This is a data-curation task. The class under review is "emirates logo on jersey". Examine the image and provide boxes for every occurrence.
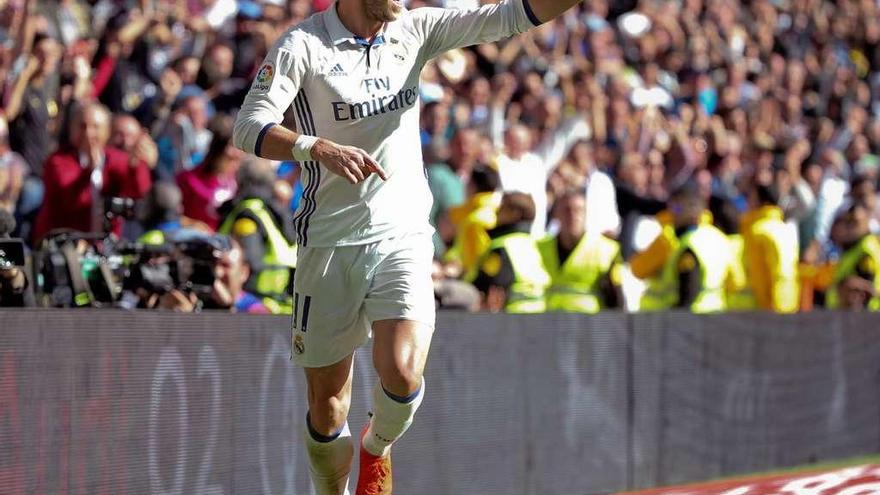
[331,84,419,122]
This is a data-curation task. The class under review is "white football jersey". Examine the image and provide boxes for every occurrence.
[233,0,539,247]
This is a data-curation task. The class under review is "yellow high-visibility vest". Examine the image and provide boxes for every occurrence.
[482,232,550,314]
[537,233,619,313]
[726,234,756,310]
[827,234,880,311]
[641,224,732,313]
[219,199,297,311]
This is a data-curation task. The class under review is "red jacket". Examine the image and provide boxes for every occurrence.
[33,146,152,242]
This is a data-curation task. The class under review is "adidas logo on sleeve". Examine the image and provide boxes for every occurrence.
[328,63,347,76]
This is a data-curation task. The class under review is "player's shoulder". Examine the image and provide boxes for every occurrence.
[402,5,450,25]
[275,13,330,50]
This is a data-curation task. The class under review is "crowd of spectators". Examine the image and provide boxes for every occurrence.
[0,0,878,312]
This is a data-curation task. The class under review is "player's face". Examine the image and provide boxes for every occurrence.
[362,0,403,23]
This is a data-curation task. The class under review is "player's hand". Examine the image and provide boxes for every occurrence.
[311,138,388,184]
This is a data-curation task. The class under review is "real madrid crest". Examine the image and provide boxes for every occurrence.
[294,334,305,355]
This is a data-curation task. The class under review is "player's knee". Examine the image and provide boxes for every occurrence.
[309,398,348,435]
[308,396,350,435]
[378,363,423,397]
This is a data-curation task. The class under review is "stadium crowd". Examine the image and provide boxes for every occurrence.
[0,0,879,313]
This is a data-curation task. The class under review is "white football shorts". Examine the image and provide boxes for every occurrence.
[290,231,436,368]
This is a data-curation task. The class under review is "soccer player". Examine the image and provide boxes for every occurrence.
[233,0,582,492]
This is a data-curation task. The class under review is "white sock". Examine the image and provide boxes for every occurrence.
[304,414,354,495]
[363,379,425,457]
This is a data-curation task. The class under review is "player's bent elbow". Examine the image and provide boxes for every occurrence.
[232,114,264,156]
[232,116,252,154]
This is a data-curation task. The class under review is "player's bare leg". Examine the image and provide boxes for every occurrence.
[304,354,356,495]
[356,318,433,495]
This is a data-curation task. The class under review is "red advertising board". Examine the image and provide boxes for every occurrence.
[620,465,880,495]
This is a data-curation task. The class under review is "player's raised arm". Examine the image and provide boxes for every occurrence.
[415,0,583,61]
[526,0,583,25]
[233,33,386,184]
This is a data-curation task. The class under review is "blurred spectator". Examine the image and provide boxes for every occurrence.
[446,165,501,277]
[139,181,186,245]
[0,115,27,214]
[199,42,249,114]
[427,127,481,255]
[33,103,151,242]
[135,68,183,135]
[635,181,733,313]
[138,181,212,244]
[495,123,547,234]
[847,175,880,234]
[538,189,622,313]
[470,191,549,313]
[740,182,800,313]
[827,204,880,311]
[111,114,159,171]
[156,95,211,181]
[614,151,666,258]
[810,149,851,252]
[177,114,240,230]
[218,157,296,313]
[572,140,620,237]
[91,11,153,114]
[7,33,61,175]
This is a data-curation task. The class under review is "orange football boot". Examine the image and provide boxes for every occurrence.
[355,422,392,495]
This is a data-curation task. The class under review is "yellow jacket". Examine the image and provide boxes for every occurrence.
[445,191,502,277]
[739,206,800,313]
[630,209,714,280]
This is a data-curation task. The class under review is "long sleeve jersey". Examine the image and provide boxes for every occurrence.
[233,0,540,247]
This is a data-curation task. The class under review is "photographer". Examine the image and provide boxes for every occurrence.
[199,235,270,314]
[128,232,268,313]
[0,210,35,307]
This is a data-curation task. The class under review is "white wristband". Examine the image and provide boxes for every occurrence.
[292,135,319,161]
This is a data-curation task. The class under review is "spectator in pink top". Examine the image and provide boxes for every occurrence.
[176,115,241,231]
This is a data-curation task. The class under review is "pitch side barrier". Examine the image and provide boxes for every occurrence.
[1,310,879,494]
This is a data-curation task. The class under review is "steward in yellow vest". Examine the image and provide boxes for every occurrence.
[537,191,621,313]
[827,204,880,310]
[470,192,549,313]
[634,181,733,313]
[740,183,799,312]
[218,194,297,314]
[444,166,502,277]
[724,233,755,310]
